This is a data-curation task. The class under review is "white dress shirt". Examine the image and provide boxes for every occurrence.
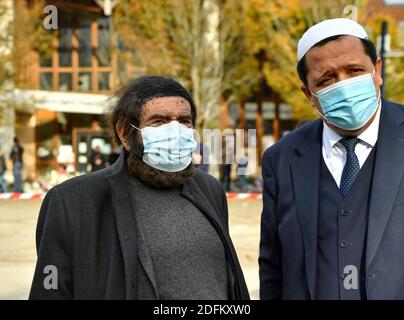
[322,102,381,187]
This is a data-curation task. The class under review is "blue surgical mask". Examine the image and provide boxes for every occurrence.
[130,121,197,172]
[311,70,380,131]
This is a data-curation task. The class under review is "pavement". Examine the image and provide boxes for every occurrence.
[0,198,262,300]
[0,200,38,300]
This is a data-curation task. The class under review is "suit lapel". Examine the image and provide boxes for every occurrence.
[105,152,138,300]
[366,101,404,268]
[290,120,323,299]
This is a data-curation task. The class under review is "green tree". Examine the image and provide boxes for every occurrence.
[113,0,261,129]
[0,0,13,123]
[0,0,52,124]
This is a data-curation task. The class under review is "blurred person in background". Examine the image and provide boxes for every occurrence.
[220,134,234,192]
[9,137,24,193]
[236,133,250,192]
[89,145,106,172]
[220,163,231,192]
[237,155,249,193]
[108,145,122,166]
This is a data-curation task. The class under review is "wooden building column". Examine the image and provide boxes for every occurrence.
[219,98,229,130]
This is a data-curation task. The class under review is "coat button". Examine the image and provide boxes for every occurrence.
[125,234,131,240]
[340,240,350,248]
[340,209,351,216]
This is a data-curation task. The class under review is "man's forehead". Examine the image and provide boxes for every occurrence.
[145,96,189,106]
[142,96,191,117]
[306,36,370,69]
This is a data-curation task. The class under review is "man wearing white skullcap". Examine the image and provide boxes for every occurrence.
[260,18,404,300]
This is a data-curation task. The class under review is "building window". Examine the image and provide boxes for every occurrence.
[38,9,113,94]
[59,73,72,91]
[59,19,73,67]
[40,73,52,90]
[97,17,111,67]
[79,73,92,92]
[77,18,92,67]
[98,72,111,91]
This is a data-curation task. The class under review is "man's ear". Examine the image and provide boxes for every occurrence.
[116,121,129,151]
[301,85,316,107]
[375,57,384,88]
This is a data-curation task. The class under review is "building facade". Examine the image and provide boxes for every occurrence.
[12,0,118,181]
[3,0,403,184]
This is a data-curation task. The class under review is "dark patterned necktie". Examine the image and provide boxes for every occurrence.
[339,138,361,196]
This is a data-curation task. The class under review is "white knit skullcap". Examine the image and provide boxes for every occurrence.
[297,18,368,61]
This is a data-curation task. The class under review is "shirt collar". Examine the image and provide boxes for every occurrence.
[322,99,381,155]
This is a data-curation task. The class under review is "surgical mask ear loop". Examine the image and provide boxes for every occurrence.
[130,123,141,131]
[315,108,329,123]
[307,90,323,120]
[310,90,319,98]
[129,123,144,159]
[371,69,382,104]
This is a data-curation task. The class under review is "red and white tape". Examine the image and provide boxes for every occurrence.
[226,193,262,200]
[0,193,46,200]
[0,192,262,200]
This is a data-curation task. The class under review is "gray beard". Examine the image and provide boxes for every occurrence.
[126,150,194,189]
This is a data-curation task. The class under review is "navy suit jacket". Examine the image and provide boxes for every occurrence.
[259,100,404,299]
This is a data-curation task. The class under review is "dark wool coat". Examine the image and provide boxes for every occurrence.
[29,151,250,300]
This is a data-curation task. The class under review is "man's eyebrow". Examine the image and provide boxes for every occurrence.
[316,62,368,78]
[344,63,367,69]
[177,114,192,120]
[146,114,172,121]
[316,70,334,81]
[145,113,192,122]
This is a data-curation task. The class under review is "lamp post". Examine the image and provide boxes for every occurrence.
[380,21,388,97]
